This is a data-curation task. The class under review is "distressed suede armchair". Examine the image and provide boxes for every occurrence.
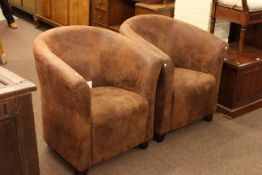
[33,26,162,175]
[120,15,228,142]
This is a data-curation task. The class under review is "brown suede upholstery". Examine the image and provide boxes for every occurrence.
[120,15,228,136]
[33,26,162,172]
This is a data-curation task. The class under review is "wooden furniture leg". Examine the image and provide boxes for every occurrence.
[153,132,166,143]
[204,114,213,122]
[139,141,149,149]
[210,1,217,34]
[239,25,247,52]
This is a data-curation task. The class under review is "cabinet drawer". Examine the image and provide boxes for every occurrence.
[94,0,108,10]
[93,8,108,25]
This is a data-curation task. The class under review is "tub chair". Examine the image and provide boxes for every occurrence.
[33,26,162,175]
[120,15,228,142]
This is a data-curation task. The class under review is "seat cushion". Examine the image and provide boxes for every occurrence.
[90,87,149,164]
[171,68,217,129]
[218,0,262,12]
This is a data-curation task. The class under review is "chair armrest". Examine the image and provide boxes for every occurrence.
[120,24,174,134]
[99,37,163,139]
[33,39,92,170]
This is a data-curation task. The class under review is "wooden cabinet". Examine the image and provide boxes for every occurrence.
[217,23,262,118]
[9,0,36,14]
[0,67,39,175]
[91,0,135,31]
[35,0,90,26]
[217,44,262,118]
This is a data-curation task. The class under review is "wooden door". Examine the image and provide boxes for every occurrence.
[51,0,68,25]
[36,0,51,18]
[23,0,36,11]
[69,0,89,25]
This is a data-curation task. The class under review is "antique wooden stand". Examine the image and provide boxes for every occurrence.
[0,67,39,175]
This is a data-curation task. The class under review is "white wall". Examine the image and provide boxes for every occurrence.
[174,0,230,41]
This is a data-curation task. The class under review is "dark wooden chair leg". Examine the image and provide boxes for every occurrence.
[153,133,166,143]
[210,17,216,34]
[139,141,149,150]
[238,25,247,53]
[74,168,88,175]
[210,0,217,34]
[204,114,213,122]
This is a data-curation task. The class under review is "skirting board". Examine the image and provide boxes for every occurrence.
[217,99,262,119]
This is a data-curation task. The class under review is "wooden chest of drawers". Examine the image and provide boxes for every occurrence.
[0,67,39,175]
[91,0,135,31]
